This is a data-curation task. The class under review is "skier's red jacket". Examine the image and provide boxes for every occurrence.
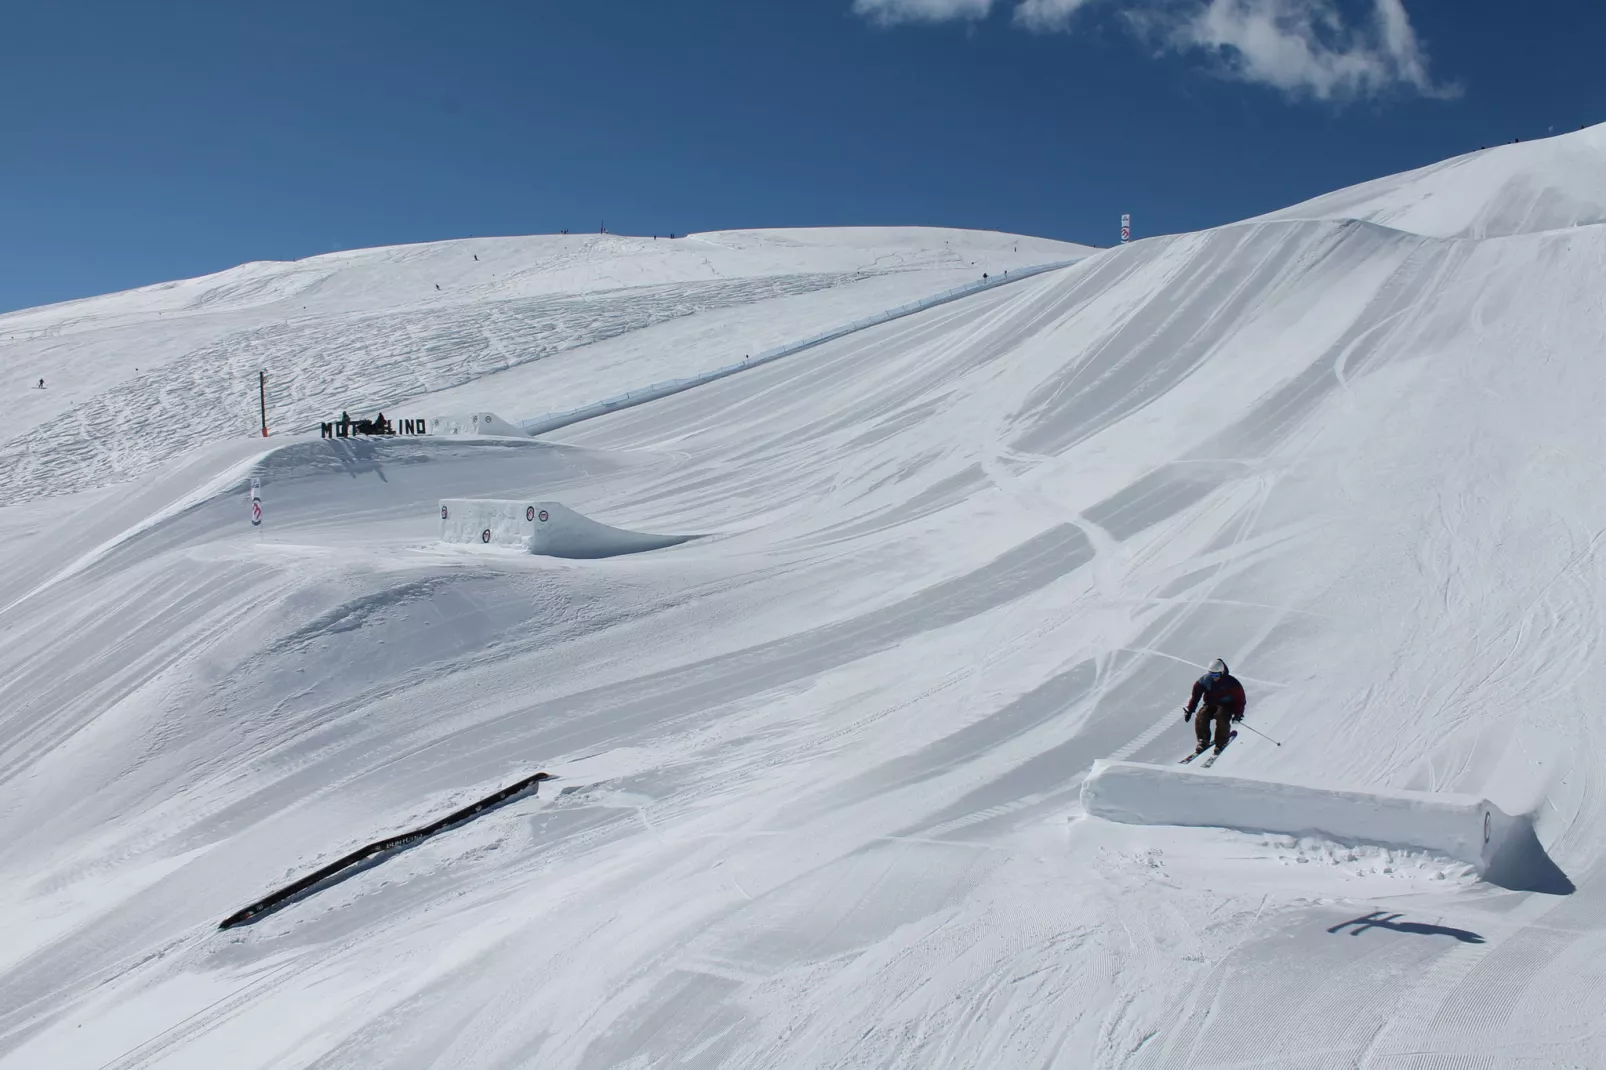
[1186,672,1246,715]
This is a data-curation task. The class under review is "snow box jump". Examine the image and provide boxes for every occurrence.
[440,499,695,559]
[428,412,528,437]
[1082,760,1531,878]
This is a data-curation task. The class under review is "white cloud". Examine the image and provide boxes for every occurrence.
[851,0,1457,102]
[1013,0,1101,32]
[851,0,995,25]
[1175,0,1459,101]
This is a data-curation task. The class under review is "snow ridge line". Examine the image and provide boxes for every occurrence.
[519,259,1083,437]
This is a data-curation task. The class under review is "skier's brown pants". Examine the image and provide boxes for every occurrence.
[1195,703,1232,751]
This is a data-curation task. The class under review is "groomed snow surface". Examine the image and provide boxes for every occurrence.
[3,124,1606,1069]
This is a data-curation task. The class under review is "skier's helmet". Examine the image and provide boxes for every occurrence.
[1207,658,1228,677]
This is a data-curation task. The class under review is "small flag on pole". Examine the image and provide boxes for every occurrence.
[250,477,262,527]
[1121,214,1132,244]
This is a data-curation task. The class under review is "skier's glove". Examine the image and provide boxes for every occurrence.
[1182,707,1193,723]
[1231,711,1243,723]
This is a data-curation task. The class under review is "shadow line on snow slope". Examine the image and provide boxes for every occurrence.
[307,525,1099,823]
[1483,818,1576,896]
[1327,911,1485,943]
[795,659,1100,822]
[325,437,389,482]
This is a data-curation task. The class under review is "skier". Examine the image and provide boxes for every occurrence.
[1183,658,1246,757]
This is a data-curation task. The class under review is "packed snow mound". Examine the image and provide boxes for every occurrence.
[1257,121,1606,239]
[1082,760,1518,873]
[439,499,693,558]
[0,227,1088,507]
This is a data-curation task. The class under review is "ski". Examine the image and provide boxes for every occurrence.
[1179,746,1211,764]
[1198,730,1238,768]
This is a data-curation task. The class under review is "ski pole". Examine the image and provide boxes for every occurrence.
[1237,721,1282,747]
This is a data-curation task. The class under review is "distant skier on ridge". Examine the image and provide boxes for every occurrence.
[1182,658,1246,760]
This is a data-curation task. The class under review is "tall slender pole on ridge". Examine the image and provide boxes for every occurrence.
[259,371,268,437]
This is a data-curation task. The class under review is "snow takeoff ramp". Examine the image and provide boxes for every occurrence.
[439,499,694,559]
[1081,760,1519,874]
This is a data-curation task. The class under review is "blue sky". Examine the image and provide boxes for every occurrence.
[1,0,1601,313]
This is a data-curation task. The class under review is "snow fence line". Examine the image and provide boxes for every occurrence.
[1080,760,1519,873]
[439,498,694,559]
[519,258,1082,437]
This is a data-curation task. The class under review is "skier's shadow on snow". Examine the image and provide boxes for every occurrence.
[326,437,389,482]
[1327,912,1485,943]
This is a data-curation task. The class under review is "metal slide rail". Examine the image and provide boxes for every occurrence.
[218,771,552,929]
[519,258,1082,437]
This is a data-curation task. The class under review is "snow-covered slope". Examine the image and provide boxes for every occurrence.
[1259,120,1606,238]
[0,227,1083,506]
[2,143,1606,1069]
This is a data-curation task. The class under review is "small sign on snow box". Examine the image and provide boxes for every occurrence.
[1121,214,1132,244]
[249,477,262,527]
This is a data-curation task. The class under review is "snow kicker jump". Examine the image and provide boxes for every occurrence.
[1082,760,1523,876]
[439,499,695,559]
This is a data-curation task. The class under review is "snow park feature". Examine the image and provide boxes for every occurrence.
[439,498,694,557]
[427,412,528,437]
[1082,760,1520,874]
[218,772,551,930]
[4,126,1606,1069]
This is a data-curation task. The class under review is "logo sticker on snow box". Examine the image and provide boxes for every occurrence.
[251,500,262,526]
[526,506,536,522]
[538,510,549,522]
[481,529,492,544]
[441,505,449,520]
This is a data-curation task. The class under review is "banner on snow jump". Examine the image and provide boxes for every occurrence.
[320,415,430,439]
